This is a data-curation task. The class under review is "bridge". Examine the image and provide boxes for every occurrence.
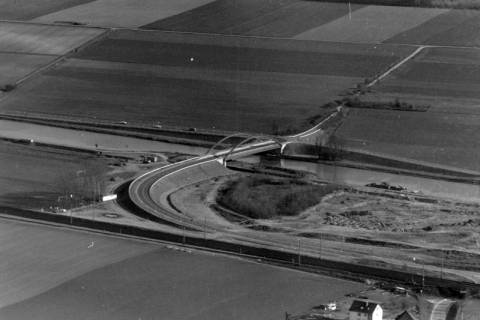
[430,299,457,320]
[206,134,286,165]
[126,106,480,287]
[129,107,344,231]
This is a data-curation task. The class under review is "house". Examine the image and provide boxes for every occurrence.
[349,300,383,320]
[395,311,417,320]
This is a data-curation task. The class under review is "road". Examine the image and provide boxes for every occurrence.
[430,299,456,320]
[129,108,343,231]
[127,107,480,287]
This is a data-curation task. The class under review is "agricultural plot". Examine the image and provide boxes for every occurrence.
[33,0,215,28]
[0,233,364,320]
[143,0,365,38]
[0,0,94,20]
[294,5,448,43]
[0,30,413,134]
[338,47,480,171]
[338,108,480,171]
[0,219,156,309]
[0,22,105,55]
[384,9,480,45]
[0,22,104,86]
[0,53,54,87]
[379,47,480,100]
[0,140,109,209]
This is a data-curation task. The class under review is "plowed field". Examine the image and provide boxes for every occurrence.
[0,30,412,134]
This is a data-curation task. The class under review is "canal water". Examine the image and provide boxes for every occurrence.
[246,156,480,202]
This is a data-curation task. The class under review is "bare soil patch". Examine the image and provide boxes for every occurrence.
[0,30,410,134]
[0,22,105,55]
[0,0,94,20]
[0,223,364,320]
[295,5,447,43]
[385,9,480,45]
[0,53,54,87]
[0,219,156,309]
[33,0,214,28]
[76,33,399,77]
[338,106,480,171]
[0,140,110,210]
[142,0,364,38]
[338,46,480,171]
[297,190,480,233]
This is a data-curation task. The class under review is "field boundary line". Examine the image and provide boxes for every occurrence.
[367,45,426,87]
[0,19,109,31]
[12,28,111,88]
[0,51,57,57]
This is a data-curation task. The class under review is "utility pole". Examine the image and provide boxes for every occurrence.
[319,233,322,260]
[182,225,186,245]
[441,251,445,280]
[298,239,301,266]
[422,260,425,292]
[69,194,73,225]
[204,217,207,242]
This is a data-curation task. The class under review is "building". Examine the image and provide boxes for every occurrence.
[395,311,417,320]
[349,300,383,320]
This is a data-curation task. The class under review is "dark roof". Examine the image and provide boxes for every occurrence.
[395,311,417,320]
[349,300,379,314]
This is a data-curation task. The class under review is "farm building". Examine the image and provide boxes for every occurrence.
[349,300,383,320]
[395,310,417,320]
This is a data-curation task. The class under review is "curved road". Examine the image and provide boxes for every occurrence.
[430,299,456,320]
[128,108,480,285]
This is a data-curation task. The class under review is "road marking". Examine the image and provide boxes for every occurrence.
[430,298,452,320]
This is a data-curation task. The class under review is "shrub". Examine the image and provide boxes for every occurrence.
[218,176,339,219]
[1,83,16,92]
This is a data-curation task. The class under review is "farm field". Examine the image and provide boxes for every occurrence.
[0,219,155,309]
[384,8,480,46]
[0,22,105,56]
[0,140,109,209]
[0,53,54,87]
[140,0,480,47]
[375,47,480,99]
[0,22,104,87]
[338,106,480,172]
[33,0,215,28]
[377,46,480,100]
[0,0,94,20]
[294,6,447,43]
[0,219,365,320]
[0,30,413,134]
[143,0,365,37]
[337,46,480,171]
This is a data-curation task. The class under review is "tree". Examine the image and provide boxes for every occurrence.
[326,135,345,161]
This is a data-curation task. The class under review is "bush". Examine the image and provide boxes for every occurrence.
[218,176,339,219]
[1,83,16,92]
